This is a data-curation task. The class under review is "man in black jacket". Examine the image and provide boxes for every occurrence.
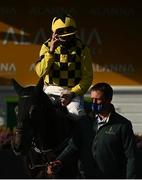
[47,82,137,178]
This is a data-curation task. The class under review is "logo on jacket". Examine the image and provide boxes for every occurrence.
[105,126,116,135]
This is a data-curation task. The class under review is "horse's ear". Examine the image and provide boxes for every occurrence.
[35,77,44,94]
[11,78,24,95]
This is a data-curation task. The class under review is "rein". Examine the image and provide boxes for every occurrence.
[33,136,70,154]
[29,136,70,170]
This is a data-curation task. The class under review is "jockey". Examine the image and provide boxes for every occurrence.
[35,14,93,118]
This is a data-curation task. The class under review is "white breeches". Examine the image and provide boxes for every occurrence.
[43,85,85,118]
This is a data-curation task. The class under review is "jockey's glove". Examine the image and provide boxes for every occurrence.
[60,91,76,106]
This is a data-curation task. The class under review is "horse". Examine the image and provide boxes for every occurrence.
[11,77,79,178]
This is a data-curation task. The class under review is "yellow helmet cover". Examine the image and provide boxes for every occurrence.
[51,15,77,37]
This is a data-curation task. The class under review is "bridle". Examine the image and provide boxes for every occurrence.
[17,94,71,170]
[29,134,70,170]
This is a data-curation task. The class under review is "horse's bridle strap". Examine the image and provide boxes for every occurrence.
[34,146,53,154]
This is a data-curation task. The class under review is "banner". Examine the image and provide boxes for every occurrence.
[0,5,141,85]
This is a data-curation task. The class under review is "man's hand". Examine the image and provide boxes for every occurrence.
[47,160,62,177]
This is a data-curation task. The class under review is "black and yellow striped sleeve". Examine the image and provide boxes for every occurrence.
[35,42,54,78]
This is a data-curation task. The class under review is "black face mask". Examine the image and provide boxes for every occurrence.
[92,102,112,114]
[92,103,103,114]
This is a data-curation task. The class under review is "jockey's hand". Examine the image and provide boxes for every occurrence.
[60,90,75,106]
[49,32,60,53]
[47,160,62,176]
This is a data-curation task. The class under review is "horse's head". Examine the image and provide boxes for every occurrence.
[11,77,53,155]
[11,78,78,178]
[11,77,70,154]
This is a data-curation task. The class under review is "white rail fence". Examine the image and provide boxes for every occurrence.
[0,86,142,134]
[112,86,142,135]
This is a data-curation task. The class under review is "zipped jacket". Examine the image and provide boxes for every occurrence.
[57,108,137,178]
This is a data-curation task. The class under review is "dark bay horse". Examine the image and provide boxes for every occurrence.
[11,77,78,178]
